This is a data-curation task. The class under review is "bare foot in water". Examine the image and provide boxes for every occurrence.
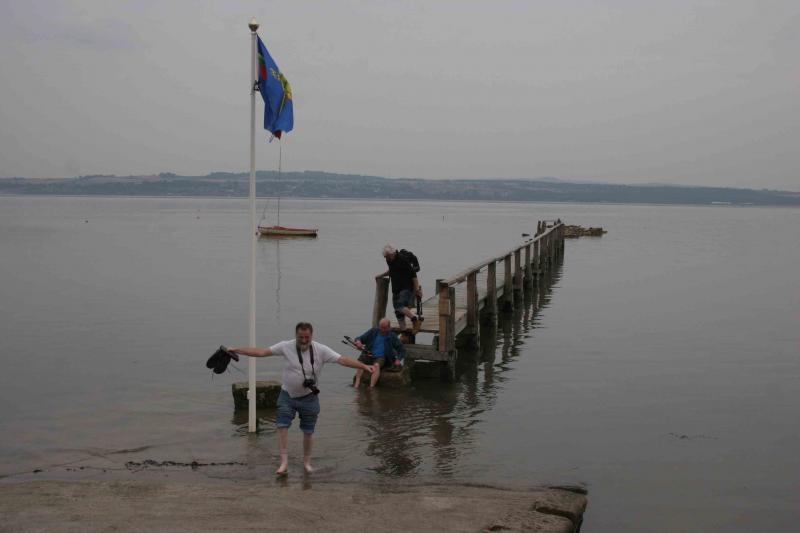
[303,463,314,474]
[275,464,288,476]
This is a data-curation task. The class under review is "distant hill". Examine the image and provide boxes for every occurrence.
[1,171,798,206]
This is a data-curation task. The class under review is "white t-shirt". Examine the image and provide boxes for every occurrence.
[269,340,342,398]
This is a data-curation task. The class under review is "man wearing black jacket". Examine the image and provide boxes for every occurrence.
[375,244,422,331]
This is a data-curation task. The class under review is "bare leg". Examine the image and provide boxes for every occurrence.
[354,369,363,387]
[276,427,289,475]
[369,364,381,388]
[303,432,314,473]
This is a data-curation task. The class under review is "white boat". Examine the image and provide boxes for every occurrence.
[258,225,318,237]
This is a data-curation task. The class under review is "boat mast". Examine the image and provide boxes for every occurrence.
[247,17,259,433]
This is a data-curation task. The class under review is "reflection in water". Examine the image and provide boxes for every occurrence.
[231,408,277,435]
[353,255,564,479]
[275,239,281,322]
[257,237,283,322]
[501,262,563,364]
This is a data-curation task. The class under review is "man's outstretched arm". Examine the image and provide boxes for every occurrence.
[338,356,375,372]
[228,346,274,358]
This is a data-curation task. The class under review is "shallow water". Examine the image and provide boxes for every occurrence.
[0,196,798,530]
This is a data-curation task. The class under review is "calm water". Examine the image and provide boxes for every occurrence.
[0,196,798,530]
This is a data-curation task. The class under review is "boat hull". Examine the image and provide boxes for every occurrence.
[258,225,318,237]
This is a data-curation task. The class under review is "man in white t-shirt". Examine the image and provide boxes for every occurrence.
[229,322,374,475]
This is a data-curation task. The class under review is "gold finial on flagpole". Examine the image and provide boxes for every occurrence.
[249,17,259,32]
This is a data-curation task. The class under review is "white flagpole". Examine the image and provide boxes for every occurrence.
[247,17,259,433]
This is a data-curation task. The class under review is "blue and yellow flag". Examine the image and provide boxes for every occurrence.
[257,35,293,139]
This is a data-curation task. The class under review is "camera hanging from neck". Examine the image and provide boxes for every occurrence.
[296,342,318,390]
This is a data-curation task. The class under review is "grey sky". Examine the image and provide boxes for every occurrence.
[1,1,798,190]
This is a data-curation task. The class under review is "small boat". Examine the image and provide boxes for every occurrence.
[258,225,318,237]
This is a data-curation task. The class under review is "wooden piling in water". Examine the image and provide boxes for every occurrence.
[466,270,478,338]
[372,277,390,327]
[524,243,532,288]
[503,254,513,311]
[444,285,457,380]
[513,248,523,296]
[486,261,497,319]
[437,279,450,353]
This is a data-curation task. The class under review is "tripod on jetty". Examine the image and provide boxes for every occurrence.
[371,220,566,381]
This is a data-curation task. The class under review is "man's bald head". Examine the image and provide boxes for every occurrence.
[378,318,391,332]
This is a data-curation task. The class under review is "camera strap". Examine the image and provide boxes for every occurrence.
[295,343,317,382]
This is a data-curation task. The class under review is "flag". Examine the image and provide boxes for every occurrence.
[256,35,294,139]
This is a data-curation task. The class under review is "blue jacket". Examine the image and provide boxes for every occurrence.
[355,328,406,364]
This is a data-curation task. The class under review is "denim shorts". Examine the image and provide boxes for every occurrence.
[392,289,414,312]
[276,389,320,434]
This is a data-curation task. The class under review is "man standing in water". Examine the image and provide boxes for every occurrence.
[229,322,374,475]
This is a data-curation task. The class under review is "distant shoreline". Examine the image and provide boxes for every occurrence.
[1,193,798,210]
[2,171,798,206]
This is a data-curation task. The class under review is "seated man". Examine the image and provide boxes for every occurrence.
[352,318,407,388]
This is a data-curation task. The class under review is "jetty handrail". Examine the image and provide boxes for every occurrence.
[367,218,566,381]
[433,220,563,353]
[441,222,563,287]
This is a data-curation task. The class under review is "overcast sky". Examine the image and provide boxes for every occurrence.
[1,1,798,190]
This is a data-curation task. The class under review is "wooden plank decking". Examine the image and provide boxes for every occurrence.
[387,267,508,334]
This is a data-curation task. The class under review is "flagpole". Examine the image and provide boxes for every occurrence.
[247,17,259,434]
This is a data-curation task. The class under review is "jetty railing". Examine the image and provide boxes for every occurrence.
[371,219,565,380]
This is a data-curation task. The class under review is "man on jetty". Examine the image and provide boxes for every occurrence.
[229,322,374,475]
[375,245,423,331]
[352,317,407,388]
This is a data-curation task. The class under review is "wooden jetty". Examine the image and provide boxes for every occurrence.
[372,219,566,380]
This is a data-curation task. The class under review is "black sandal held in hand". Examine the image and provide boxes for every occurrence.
[206,345,239,374]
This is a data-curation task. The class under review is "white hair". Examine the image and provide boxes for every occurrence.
[382,244,396,257]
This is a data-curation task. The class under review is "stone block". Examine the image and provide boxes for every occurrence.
[530,489,588,530]
[232,380,281,411]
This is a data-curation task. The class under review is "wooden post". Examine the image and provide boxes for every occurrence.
[544,233,551,270]
[513,248,522,293]
[467,270,478,335]
[541,233,547,271]
[533,240,540,276]
[503,254,512,310]
[448,285,457,351]
[442,285,458,382]
[486,261,497,318]
[437,280,450,353]
[372,277,390,327]
[556,224,561,253]
[524,243,532,288]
